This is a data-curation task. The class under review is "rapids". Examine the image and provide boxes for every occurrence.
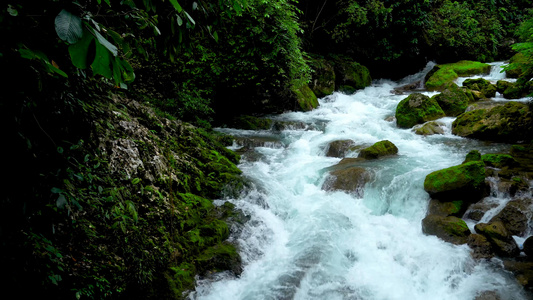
[191,63,530,300]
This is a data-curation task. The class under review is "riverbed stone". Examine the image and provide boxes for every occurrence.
[395,93,445,128]
[322,166,370,197]
[452,102,533,143]
[489,198,532,237]
[358,140,398,159]
[475,221,520,257]
[474,290,502,300]
[422,215,471,245]
[464,201,499,221]
[524,236,533,257]
[427,199,465,217]
[462,78,497,98]
[424,161,488,202]
[432,83,469,116]
[326,139,356,158]
[502,258,533,291]
[414,121,444,136]
[468,234,495,260]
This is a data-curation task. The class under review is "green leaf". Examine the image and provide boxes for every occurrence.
[119,59,135,82]
[184,11,195,25]
[55,10,83,44]
[91,41,112,78]
[68,29,94,69]
[213,31,219,42]
[7,5,18,16]
[91,28,118,56]
[177,15,183,26]
[111,56,122,86]
[169,0,183,12]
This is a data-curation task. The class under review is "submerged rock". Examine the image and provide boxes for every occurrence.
[432,83,469,116]
[422,215,471,245]
[424,161,487,202]
[358,140,398,159]
[452,102,533,143]
[475,221,520,257]
[395,93,445,128]
[322,166,370,197]
[326,139,356,158]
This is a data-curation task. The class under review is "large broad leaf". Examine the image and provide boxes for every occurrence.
[91,28,118,56]
[68,29,95,69]
[169,0,183,12]
[55,10,83,44]
[91,42,112,78]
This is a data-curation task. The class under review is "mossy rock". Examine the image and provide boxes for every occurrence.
[395,93,445,128]
[196,242,242,276]
[424,161,487,202]
[414,121,444,136]
[292,84,319,112]
[425,61,491,91]
[427,199,466,217]
[474,221,520,257]
[506,53,527,78]
[467,234,495,260]
[358,140,398,159]
[463,150,482,164]
[452,102,533,143]
[422,215,471,245]
[481,154,517,168]
[333,56,372,92]
[432,83,469,116]
[309,57,336,98]
[463,78,496,98]
[496,80,514,94]
[502,81,533,99]
[322,166,370,197]
[228,115,273,130]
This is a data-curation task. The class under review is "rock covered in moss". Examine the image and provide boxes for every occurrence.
[462,78,497,98]
[496,80,513,94]
[474,221,520,257]
[228,115,273,130]
[395,93,445,128]
[424,161,487,201]
[463,150,482,164]
[422,215,471,245]
[452,102,533,143]
[326,139,356,158]
[292,84,319,111]
[502,259,533,291]
[432,83,470,116]
[414,121,445,136]
[481,154,517,168]
[309,57,336,98]
[333,56,372,93]
[427,199,466,217]
[358,140,398,159]
[506,53,527,78]
[425,61,491,91]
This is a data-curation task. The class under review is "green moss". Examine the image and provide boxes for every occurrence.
[481,154,517,168]
[395,93,445,128]
[426,61,491,91]
[229,115,273,130]
[463,150,481,164]
[332,55,372,92]
[433,83,469,116]
[309,57,336,97]
[195,242,241,275]
[358,140,398,159]
[424,161,486,201]
[292,84,319,112]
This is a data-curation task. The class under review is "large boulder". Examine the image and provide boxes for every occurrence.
[326,139,356,158]
[427,199,466,217]
[333,56,372,94]
[422,215,471,245]
[475,221,520,257]
[463,150,482,164]
[395,93,445,128]
[481,153,518,168]
[309,57,336,98]
[452,102,533,143]
[358,140,398,159]
[425,61,491,91]
[424,161,487,202]
[292,84,319,112]
[502,259,533,291]
[506,53,527,78]
[432,83,470,116]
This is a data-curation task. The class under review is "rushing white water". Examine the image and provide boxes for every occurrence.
[191,63,529,300]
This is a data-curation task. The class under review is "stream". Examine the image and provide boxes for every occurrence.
[191,63,530,300]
